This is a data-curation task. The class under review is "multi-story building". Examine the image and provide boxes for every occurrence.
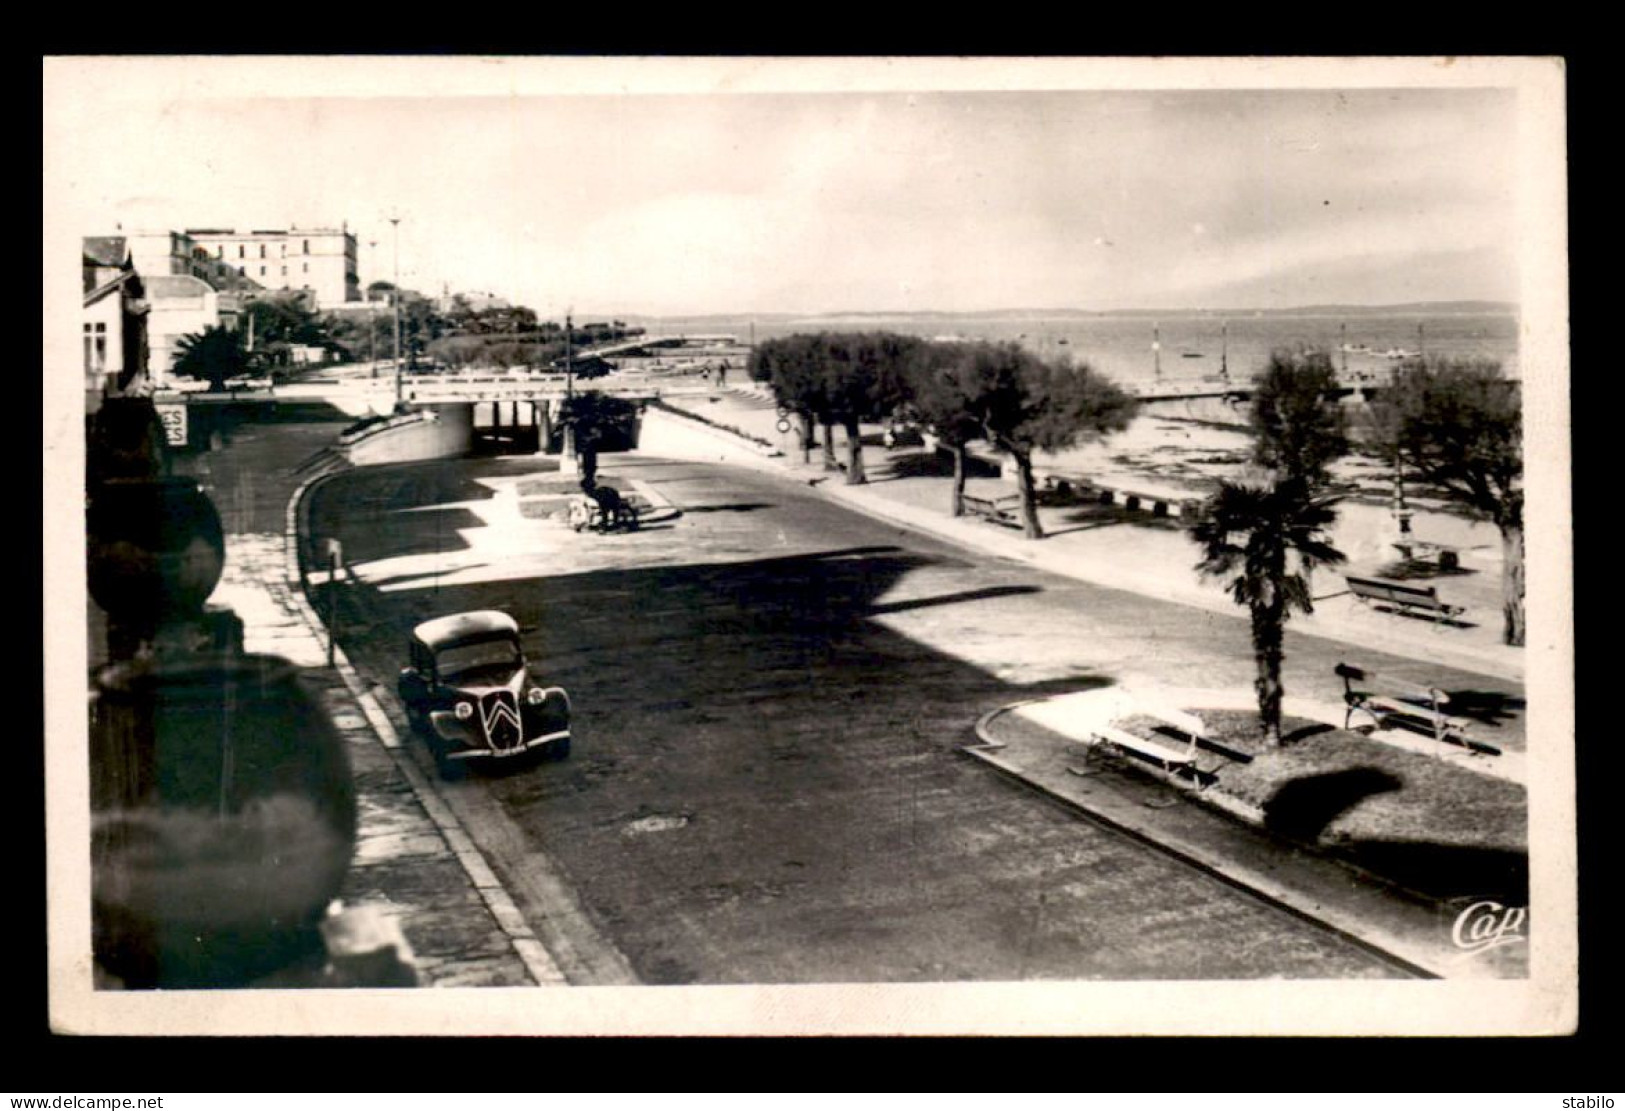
[182,226,360,308]
[123,230,262,295]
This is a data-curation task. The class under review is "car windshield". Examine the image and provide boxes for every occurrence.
[434,638,521,681]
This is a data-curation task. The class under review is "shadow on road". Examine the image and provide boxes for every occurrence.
[680,503,777,514]
[866,585,1044,616]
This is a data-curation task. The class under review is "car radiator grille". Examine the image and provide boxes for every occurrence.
[479,690,524,752]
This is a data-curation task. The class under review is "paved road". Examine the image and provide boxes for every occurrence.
[304,452,1443,983]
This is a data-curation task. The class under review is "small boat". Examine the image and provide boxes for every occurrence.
[1181,352,1203,359]
[1057,337,1069,345]
[1382,347,1419,360]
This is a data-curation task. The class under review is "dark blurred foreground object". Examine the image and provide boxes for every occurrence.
[87,476,226,639]
[90,655,358,988]
[85,396,369,988]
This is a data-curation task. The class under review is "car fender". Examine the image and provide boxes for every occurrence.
[426,709,480,746]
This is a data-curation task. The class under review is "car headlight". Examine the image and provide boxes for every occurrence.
[527,687,547,705]
[454,701,474,720]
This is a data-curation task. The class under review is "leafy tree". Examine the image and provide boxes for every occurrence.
[1370,357,1525,645]
[1250,348,1349,486]
[556,391,639,488]
[902,342,995,516]
[751,334,834,467]
[171,325,250,392]
[937,341,1137,538]
[1192,476,1347,745]
[818,332,922,484]
[322,309,394,364]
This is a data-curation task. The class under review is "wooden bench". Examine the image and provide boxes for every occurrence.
[961,492,1023,527]
[1345,574,1464,622]
[1335,662,1474,746]
[1392,538,1461,570]
[1089,702,1211,782]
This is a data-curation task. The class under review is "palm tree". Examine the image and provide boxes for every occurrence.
[171,326,250,392]
[1191,475,1346,746]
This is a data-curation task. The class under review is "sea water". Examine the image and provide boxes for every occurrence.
[638,309,1520,385]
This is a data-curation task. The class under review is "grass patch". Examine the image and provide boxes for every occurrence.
[1116,706,1527,901]
[1117,708,1526,853]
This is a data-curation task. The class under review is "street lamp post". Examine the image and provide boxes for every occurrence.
[390,216,402,409]
[560,312,577,475]
[368,239,378,378]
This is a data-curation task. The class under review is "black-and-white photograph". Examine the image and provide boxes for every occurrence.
[43,55,1573,1036]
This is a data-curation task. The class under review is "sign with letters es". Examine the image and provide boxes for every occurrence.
[155,403,188,447]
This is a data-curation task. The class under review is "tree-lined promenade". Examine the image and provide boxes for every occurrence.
[747,329,1527,727]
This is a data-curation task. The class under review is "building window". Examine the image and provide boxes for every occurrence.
[303,263,309,273]
[239,245,245,259]
[259,266,266,276]
[260,244,266,259]
[303,239,310,254]
[83,322,107,377]
[281,266,287,276]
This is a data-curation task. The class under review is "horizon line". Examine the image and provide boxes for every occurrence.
[604,299,1519,321]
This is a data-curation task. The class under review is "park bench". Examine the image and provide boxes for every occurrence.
[1392,537,1462,571]
[1335,662,1474,748]
[569,485,641,533]
[1344,574,1464,622]
[1088,701,1212,783]
[960,492,1023,528]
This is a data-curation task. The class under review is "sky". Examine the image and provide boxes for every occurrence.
[46,57,1548,320]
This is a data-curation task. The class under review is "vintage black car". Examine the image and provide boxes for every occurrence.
[398,610,571,776]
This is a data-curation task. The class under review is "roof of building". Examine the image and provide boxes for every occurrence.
[145,274,215,300]
[82,269,141,308]
[83,237,129,268]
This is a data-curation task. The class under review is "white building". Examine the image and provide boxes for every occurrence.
[182,226,360,308]
[143,274,221,385]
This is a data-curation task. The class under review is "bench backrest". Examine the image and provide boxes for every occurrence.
[1140,703,1206,738]
[1346,576,1438,602]
[1335,662,1448,706]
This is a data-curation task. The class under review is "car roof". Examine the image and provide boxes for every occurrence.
[412,610,520,651]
